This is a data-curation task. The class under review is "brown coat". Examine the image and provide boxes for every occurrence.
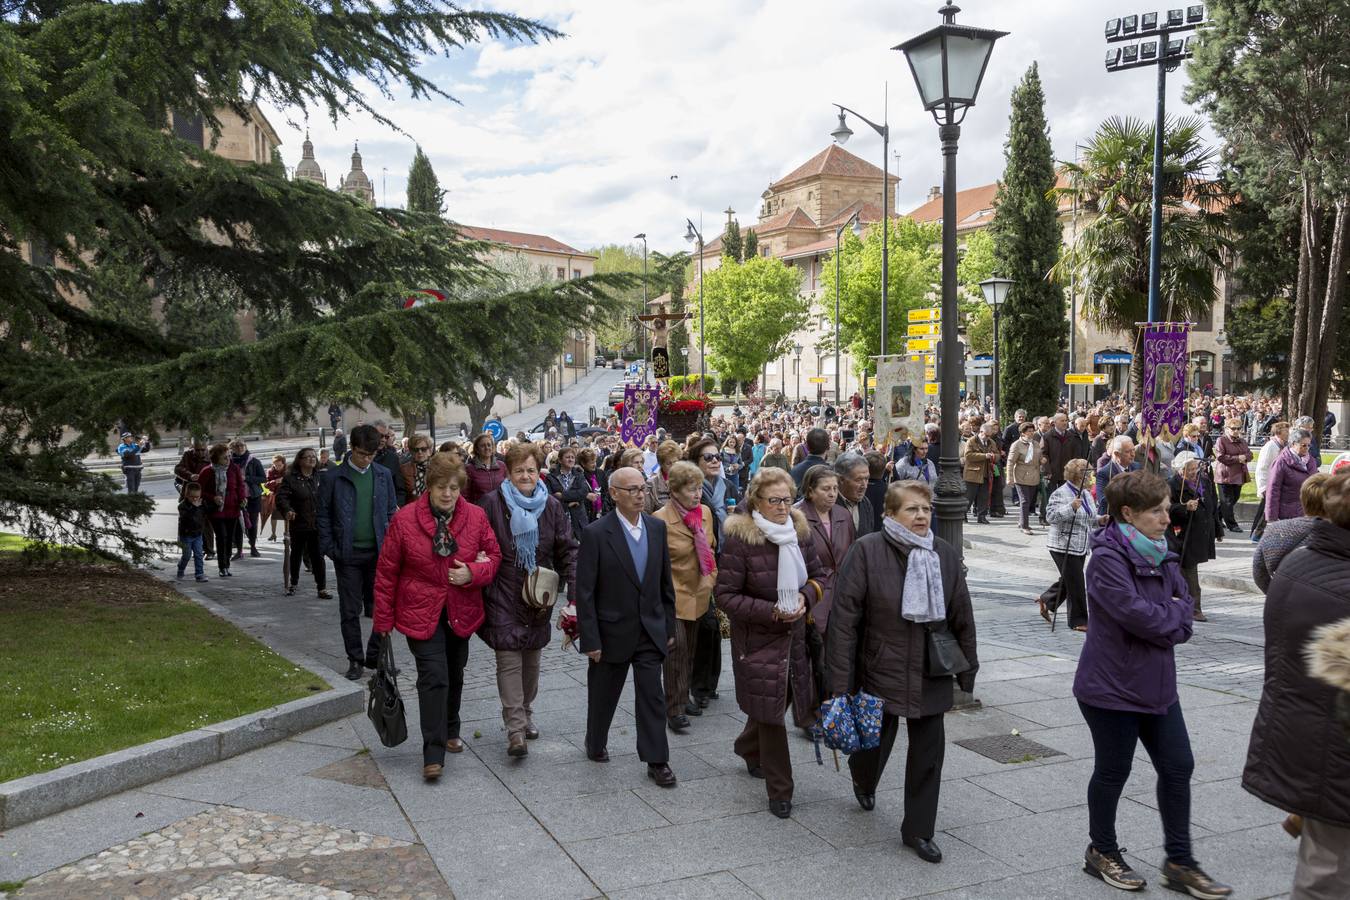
[714,510,825,725]
[826,531,978,719]
[962,435,998,484]
[653,502,717,621]
[796,499,855,633]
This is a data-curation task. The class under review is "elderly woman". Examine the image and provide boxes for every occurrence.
[643,440,685,514]
[796,464,853,721]
[1253,473,1330,593]
[1213,417,1252,534]
[398,433,435,506]
[229,439,268,558]
[1267,427,1321,525]
[374,454,501,780]
[1045,458,1098,631]
[545,445,593,540]
[464,433,507,504]
[1168,451,1221,621]
[759,438,791,473]
[1007,422,1043,535]
[275,448,331,599]
[715,468,825,818]
[197,443,246,578]
[654,461,717,732]
[827,480,978,864]
[478,443,578,758]
[1074,470,1230,897]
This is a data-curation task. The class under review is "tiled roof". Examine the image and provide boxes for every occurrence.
[457,225,595,258]
[769,144,899,190]
[757,207,818,233]
[780,237,843,261]
[905,175,1075,230]
[822,199,885,227]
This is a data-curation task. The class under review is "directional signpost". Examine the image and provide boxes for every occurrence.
[907,323,941,337]
[1065,373,1108,386]
[906,338,936,353]
[907,307,941,322]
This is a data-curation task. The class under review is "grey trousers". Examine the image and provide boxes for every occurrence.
[1294,817,1350,900]
[495,648,541,739]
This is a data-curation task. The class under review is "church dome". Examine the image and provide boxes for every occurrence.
[294,132,325,185]
[339,143,374,204]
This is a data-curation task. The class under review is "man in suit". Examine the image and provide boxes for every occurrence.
[1094,435,1142,516]
[576,466,679,787]
[834,453,877,536]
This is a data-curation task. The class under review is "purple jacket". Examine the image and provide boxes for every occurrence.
[1074,524,1194,714]
[1265,447,1319,523]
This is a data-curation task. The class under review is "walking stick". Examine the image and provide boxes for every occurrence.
[282,516,293,593]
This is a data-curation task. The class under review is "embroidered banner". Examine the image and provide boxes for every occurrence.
[621,384,659,446]
[1140,323,1189,440]
[873,356,924,449]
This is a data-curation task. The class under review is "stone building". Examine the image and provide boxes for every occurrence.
[336,144,375,205]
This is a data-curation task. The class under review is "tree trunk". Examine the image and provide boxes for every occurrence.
[398,407,420,440]
[465,387,497,436]
[1288,181,1323,417]
[1311,200,1349,430]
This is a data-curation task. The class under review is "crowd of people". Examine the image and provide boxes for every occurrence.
[154,385,1350,897]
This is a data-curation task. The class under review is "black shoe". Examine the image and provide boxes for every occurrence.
[1227,525,1243,534]
[525,725,540,740]
[903,835,943,864]
[696,695,710,708]
[249,548,261,558]
[977,516,991,525]
[284,586,295,596]
[668,715,690,732]
[344,660,363,681]
[317,590,333,599]
[853,782,875,811]
[684,703,703,717]
[586,747,610,762]
[769,799,792,819]
[647,763,677,788]
[745,759,764,779]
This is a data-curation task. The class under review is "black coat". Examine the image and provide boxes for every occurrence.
[373,447,407,506]
[836,493,877,538]
[545,468,592,539]
[1168,474,1219,569]
[275,470,322,532]
[575,512,677,663]
[1243,520,1350,827]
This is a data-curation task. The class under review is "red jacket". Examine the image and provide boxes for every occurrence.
[197,463,246,520]
[464,458,507,504]
[374,494,502,640]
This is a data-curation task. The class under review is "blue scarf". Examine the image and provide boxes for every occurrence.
[500,480,548,571]
[1117,523,1168,566]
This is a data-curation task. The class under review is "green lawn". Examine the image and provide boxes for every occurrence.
[0,559,328,782]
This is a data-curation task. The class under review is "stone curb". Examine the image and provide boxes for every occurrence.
[0,582,363,831]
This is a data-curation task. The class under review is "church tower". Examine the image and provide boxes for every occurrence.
[294,132,326,186]
[338,143,375,205]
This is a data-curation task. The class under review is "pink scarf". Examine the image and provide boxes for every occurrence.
[674,497,715,576]
[586,472,601,514]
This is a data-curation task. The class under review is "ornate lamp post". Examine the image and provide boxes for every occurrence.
[793,342,804,401]
[897,0,1007,556]
[834,213,863,405]
[979,276,1013,420]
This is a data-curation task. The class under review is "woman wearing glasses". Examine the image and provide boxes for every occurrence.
[373,453,502,781]
[479,443,579,758]
[399,434,435,506]
[716,467,825,818]
[689,436,731,708]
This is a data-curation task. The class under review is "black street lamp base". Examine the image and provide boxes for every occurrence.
[933,466,967,558]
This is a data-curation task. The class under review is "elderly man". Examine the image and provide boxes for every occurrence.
[1094,435,1142,516]
[963,422,1000,525]
[834,453,877,536]
[1042,412,1078,500]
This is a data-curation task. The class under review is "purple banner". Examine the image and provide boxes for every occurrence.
[621,384,659,446]
[1140,323,1189,440]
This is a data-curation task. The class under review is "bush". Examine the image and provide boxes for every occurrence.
[668,375,686,393]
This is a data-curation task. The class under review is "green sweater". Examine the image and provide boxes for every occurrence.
[350,464,375,550]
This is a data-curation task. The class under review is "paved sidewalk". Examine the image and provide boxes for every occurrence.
[0,504,1297,899]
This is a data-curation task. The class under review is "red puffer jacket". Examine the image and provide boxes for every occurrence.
[374,494,502,640]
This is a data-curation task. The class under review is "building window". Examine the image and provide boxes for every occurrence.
[556,266,566,280]
[172,110,204,147]
[573,269,581,280]
[1189,350,1216,390]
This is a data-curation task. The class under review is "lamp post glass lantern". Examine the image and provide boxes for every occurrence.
[979,276,1013,420]
[897,0,1007,558]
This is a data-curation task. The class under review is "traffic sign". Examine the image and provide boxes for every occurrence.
[907,323,940,337]
[906,338,936,352]
[808,376,827,384]
[483,420,506,440]
[866,376,877,388]
[965,361,993,376]
[924,367,936,380]
[1065,373,1108,385]
[907,307,941,322]
[924,383,939,395]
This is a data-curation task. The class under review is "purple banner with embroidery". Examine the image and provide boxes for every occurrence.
[1140,324,1189,440]
[621,384,659,446]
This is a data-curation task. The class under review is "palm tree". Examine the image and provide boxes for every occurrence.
[1051,115,1230,333]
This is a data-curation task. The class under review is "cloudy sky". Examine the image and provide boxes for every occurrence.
[264,0,1211,254]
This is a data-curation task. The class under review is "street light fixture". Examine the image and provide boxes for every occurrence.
[979,276,1013,419]
[684,219,705,390]
[634,233,648,382]
[793,342,804,402]
[897,0,1007,558]
[833,212,863,405]
[829,102,891,360]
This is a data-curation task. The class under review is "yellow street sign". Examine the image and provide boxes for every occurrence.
[1065,373,1108,385]
[807,376,827,384]
[906,338,936,352]
[924,383,940,395]
[907,323,940,337]
[924,367,936,380]
[907,307,941,322]
[866,376,877,388]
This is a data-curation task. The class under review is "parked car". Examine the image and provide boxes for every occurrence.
[594,355,607,367]
[610,358,625,369]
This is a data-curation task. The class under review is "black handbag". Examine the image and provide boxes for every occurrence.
[924,623,971,678]
[366,634,407,748]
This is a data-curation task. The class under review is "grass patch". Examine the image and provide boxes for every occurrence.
[0,561,327,782]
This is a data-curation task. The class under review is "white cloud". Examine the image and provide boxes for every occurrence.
[264,0,1215,253]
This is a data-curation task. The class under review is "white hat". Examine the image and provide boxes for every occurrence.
[1171,450,1200,472]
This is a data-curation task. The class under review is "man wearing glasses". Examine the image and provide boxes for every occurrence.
[317,424,400,680]
[371,420,408,507]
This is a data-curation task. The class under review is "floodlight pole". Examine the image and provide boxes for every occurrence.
[1147,51,1167,324]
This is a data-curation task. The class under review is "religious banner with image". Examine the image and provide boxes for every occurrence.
[650,346,670,380]
[621,383,659,446]
[1140,322,1189,440]
[873,356,924,449]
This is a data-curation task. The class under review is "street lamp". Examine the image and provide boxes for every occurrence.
[834,213,863,405]
[684,219,705,390]
[830,104,891,359]
[634,233,648,382]
[897,0,1007,557]
[793,342,804,401]
[979,276,1013,420]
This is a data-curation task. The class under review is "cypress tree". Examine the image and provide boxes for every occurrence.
[406,145,446,215]
[742,228,759,261]
[989,63,1067,416]
[721,220,742,262]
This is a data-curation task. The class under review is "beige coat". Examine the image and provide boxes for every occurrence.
[654,502,716,620]
[1007,437,1043,487]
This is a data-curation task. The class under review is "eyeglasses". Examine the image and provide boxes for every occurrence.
[701,454,720,463]
[761,496,793,507]
[414,446,432,454]
[612,485,645,496]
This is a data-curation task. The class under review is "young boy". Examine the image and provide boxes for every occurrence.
[177,483,208,581]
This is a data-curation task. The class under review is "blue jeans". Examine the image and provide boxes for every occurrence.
[1079,700,1196,866]
[178,535,205,578]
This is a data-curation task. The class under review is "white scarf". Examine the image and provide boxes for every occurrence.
[883,517,946,623]
[751,510,808,614]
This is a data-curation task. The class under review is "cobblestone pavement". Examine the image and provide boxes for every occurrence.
[0,495,1298,899]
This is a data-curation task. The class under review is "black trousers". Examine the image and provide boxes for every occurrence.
[210,517,237,574]
[289,529,326,591]
[965,481,990,518]
[690,607,722,700]
[235,497,261,553]
[333,547,381,664]
[848,712,946,841]
[1218,483,1243,530]
[406,615,470,766]
[991,472,1007,515]
[586,631,669,764]
[1049,551,1089,629]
